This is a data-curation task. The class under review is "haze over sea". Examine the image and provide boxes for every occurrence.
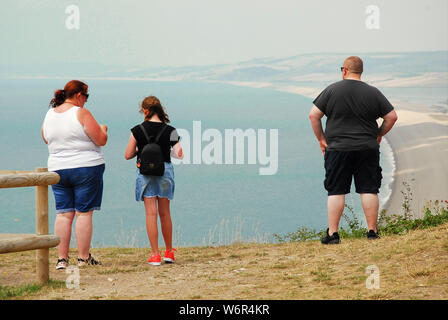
[1,0,447,250]
[0,77,396,247]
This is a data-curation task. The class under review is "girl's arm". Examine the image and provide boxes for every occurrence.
[171,141,184,159]
[125,133,138,160]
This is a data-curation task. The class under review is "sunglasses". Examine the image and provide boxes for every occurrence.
[82,92,89,100]
[340,67,347,72]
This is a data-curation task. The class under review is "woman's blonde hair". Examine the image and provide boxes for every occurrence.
[139,96,170,123]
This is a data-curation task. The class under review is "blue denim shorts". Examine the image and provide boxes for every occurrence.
[51,164,105,213]
[135,162,175,201]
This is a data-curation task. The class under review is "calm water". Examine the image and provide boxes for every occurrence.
[0,79,393,247]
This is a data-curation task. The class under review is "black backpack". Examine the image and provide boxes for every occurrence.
[137,123,167,176]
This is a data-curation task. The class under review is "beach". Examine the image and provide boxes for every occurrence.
[382,101,448,218]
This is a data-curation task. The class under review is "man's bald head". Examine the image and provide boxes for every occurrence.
[343,56,363,75]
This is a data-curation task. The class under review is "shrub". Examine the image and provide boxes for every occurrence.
[274,199,448,243]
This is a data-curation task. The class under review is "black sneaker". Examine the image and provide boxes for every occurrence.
[321,228,340,244]
[366,230,380,240]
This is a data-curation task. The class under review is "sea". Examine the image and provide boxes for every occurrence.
[0,78,396,247]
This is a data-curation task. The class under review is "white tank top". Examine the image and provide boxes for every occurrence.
[43,106,105,171]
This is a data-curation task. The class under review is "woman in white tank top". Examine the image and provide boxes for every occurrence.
[41,80,108,269]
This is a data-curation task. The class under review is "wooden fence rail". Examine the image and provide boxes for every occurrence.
[0,168,60,284]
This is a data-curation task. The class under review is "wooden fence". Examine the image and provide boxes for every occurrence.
[0,168,60,284]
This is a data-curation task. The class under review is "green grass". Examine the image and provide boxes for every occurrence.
[0,279,66,299]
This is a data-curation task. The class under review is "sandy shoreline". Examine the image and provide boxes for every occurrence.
[381,102,448,218]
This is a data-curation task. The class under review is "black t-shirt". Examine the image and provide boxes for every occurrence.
[313,79,394,151]
[130,121,180,163]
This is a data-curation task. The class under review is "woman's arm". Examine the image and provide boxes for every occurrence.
[125,133,138,160]
[41,124,48,144]
[77,107,108,146]
[171,141,184,159]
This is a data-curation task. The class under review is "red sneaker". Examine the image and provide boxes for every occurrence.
[147,253,161,266]
[163,249,176,263]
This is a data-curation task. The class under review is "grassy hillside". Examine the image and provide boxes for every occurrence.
[1,222,447,300]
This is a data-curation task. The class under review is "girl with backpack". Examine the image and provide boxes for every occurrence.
[125,96,183,265]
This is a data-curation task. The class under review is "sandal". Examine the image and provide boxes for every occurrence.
[77,253,101,266]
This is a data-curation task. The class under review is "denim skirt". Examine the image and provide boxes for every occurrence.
[135,162,175,201]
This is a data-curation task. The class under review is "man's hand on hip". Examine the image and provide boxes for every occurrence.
[319,139,328,156]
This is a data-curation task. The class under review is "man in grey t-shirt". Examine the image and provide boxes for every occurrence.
[309,56,398,244]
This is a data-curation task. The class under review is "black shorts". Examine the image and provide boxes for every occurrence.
[324,149,382,196]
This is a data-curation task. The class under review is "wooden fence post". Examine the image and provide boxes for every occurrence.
[35,167,50,285]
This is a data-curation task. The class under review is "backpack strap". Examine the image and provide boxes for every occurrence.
[154,124,168,143]
[139,123,168,144]
[139,124,151,144]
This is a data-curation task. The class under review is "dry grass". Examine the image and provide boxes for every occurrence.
[1,223,447,300]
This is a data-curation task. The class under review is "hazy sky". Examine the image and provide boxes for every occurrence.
[1,0,447,68]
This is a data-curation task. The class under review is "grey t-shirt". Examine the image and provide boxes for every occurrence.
[313,79,394,151]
